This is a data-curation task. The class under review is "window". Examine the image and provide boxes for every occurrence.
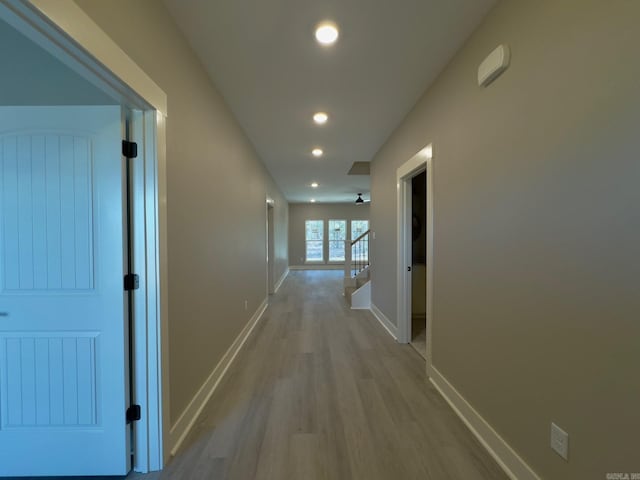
[305,220,324,262]
[351,220,369,240]
[328,220,347,261]
[351,219,370,261]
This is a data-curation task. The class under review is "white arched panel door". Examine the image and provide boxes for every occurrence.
[0,106,130,476]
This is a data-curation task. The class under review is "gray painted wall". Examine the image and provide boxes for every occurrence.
[75,0,289,426]
[370,1,640,478]
[0,19,116,105]
[289,203,369,266]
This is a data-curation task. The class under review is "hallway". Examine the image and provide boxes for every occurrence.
[159,271,507,479]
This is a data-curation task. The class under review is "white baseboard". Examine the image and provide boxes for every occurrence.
[289,265,344,271]
[428,365,540,480]
[370,303,398,340]
[168,299,269,456]
[274,268,289,293]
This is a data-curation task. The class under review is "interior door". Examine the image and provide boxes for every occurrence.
[267,204,275,294]
[0,106,130,476]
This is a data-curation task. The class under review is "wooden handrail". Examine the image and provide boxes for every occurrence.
[350,229,371,246]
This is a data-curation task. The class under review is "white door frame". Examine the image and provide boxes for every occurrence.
[266,197,275,295]
[0,1,169,472]
[396,145,434,367]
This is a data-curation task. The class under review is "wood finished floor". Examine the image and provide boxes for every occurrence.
[155,270,507,480]
[411,314,427,359]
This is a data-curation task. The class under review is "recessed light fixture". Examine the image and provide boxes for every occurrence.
[313,112,328,125]
[315,22,339,46]
[310,199,316,203]
[311,182,319,188]
[312,148,323,157]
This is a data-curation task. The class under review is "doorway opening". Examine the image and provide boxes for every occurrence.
[397,145,433,367]
[410,171,427,358]
[267,200,276,295]
[0,2,168,475]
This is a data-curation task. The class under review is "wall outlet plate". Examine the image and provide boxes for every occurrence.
[551,422,569,461]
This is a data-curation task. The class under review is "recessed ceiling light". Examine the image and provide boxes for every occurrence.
[312,148,323,157]
[311,182,319,188]
[310,199,316,203]
[313,112,328,125]
[315,22,339,46]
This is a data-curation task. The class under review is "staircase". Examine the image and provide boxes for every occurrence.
[344,230,371,309]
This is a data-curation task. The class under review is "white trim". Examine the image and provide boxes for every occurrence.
[397,147,430,179]
[266,199,275,295]
[21,0,167,115]
[396,144,433,346]
[155,114,170,467]
[131,111,167,472]
[0,3,169,472]
[428,365,540,480]
[370,303,398,340]
[274,268,289,293]
[130,110,149,473]
[290,265,344,271]
[168,299,269,457]
[397,170,412,344]
[425,158,434,367]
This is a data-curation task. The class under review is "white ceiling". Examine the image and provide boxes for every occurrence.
[164,0,496,203]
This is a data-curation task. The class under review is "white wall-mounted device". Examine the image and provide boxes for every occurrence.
[478,44,511,87]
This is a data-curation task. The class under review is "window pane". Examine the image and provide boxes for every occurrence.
[329,241,345,261]
[328,220,346,261]
[306,240,323,262]
[328,220,346,240]
[351,220,369,240]
[305,220,324,261]
[351,220,370,262]
[305,220,324,241]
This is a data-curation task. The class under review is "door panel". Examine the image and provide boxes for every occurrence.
[3,334,97,427]
[0,106,129,476]
[3,134,94,291]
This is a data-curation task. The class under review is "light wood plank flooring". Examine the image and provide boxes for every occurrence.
[10,270,506,479]
[411,314,427,359]
[159,270,507,480]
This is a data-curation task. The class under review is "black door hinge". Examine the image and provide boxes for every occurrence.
[122,140,138,158]
[124,273,139,291]
[126,404,141,423]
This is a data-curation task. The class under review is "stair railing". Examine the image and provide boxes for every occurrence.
[346,229,370,279]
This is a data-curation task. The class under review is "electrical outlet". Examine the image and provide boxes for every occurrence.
[244,300,248,311]
[550,422,569,461]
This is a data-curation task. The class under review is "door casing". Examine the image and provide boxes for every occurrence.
[267,199,276,295]
[396,145,434,369]
[0,1,169,472]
